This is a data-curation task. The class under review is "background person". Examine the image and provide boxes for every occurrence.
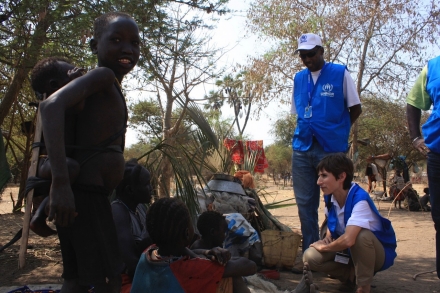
[407,55,440,278]
[112,160,153,292]
[290,33,362,253]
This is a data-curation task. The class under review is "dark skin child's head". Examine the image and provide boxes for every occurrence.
[31,58,75,98]
[90,12,140,82]
[211,219,228,247]
[197,211,228,247]
[116,161,153,206]
[146,198,194,256]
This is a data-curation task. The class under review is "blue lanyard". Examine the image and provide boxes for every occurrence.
[307,62,327,106]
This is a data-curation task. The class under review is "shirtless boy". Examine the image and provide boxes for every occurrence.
[39,12,140,293]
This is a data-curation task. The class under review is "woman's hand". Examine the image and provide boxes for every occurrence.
[322,235,333,245]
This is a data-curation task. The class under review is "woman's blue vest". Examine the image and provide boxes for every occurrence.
[292,63,350,152]
[324,183,397,271]
[423,56,440,153]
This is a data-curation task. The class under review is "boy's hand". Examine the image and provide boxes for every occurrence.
[204,247,231,266]
[67,67,85,81]
[48,184,77,227]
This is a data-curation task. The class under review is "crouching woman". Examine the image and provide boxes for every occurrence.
[303,153,397,293]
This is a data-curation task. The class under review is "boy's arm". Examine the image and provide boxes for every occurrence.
[40,67,116,226]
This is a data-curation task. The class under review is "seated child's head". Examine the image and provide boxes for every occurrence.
[424,187,429,194]
[317,153,353,190]
[146,197,194,255]
[116,160,153,204]
[197,211,227,248]
[31,57,75,99]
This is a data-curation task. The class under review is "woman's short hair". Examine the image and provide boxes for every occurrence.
[317,153,353,190]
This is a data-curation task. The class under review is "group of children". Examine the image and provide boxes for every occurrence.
[27,11,258,293]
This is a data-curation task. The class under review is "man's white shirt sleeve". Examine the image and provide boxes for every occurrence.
[291,69,360,115]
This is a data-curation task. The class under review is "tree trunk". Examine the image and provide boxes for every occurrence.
[158,155,173,198]
[0,10,50,207]
[0,15,49,126]
[13,123,33,212]
[0,69,30,127]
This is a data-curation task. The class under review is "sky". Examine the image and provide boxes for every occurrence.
[125,0,290,147]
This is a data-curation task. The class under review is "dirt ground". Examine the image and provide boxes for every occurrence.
[0,180,439,293]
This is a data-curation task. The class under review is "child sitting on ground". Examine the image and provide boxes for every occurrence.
[29,57,85,237]
[191,210,228,250]
[191,210,253,293]
[420,187,431,211]
[131,197,257,293]
[112,160,153,292]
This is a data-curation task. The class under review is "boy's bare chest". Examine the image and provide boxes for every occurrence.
[75,90,127,145]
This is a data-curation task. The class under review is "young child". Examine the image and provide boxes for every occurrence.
[131,197,257,293]
[420,187,431,212]
[191,210,228,250]
[29,57,85,237]
[39,12,140,293]
[191,210,253,293]
[112,160,153,292]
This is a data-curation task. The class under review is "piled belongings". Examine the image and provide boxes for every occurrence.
[197,172,300,269]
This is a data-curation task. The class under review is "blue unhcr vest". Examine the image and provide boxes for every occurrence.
[324,183,397,271]
[424,56,440,153]
[292,63,350,152]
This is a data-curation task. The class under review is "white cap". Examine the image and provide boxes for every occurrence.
[296,33,322,52]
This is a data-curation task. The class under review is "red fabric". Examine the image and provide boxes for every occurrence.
[224,138,244,164]
[121,273,132,293]
[223,139,269,173]
[170,257,225,293]
[254,149,269,173]
[245,140,269,173]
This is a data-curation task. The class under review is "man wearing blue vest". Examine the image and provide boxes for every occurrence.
[407,55,440,278]
[291,33,362,256]
[297,153,396,293]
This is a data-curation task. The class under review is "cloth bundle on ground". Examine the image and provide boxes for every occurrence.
[205,190,256,217]
[245,275,290,293]
[224,213,260,256]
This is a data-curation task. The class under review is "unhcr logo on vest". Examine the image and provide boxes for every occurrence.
[321,83,334,97]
